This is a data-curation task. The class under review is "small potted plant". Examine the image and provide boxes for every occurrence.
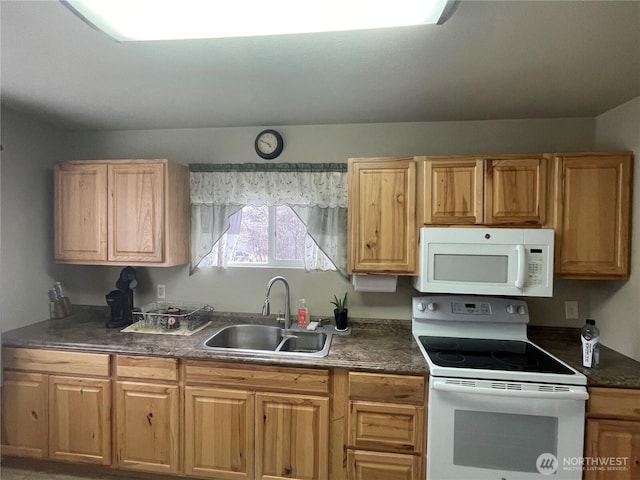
[331,292,349,331]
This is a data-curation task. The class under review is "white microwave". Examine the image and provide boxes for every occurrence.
[414,227,554,297]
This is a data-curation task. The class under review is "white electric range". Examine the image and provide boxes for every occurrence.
[412,295,587,480]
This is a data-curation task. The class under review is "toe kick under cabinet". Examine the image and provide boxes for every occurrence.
[346,372,427,480]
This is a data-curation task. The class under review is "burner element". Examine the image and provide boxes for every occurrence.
[436,352,466,364]
[424,340,460,350]
[491,351,541,368]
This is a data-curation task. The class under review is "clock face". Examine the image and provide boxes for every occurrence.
[255,130,283,159]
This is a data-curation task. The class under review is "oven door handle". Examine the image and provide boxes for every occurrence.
[432,380,589,401]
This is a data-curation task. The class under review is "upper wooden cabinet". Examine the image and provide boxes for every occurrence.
[553,152,633,279]
[417,155,547,226]
[348,157,417,274]
[54,159,189,266]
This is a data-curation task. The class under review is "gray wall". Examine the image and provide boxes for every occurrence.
[60,117,595,324]
[1,109,600,332]
[591,97,640,361]
[0,107,71,331]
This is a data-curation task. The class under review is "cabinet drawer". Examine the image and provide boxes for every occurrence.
[185,361,330,394]
[116,355,178,381]
[347,450,421,480]
[349,372,425,404]
[2,348,110,377]
[588,387,640,420]
[349,401,424,453]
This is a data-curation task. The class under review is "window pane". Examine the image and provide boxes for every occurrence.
[274,206,305,261]
[232,205,268,263]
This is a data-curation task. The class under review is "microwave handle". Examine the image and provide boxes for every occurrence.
[515,244,526,288]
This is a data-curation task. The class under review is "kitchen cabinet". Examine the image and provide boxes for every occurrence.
[184,361,330,480]
[54,159,189,266]
[1,371,48,458]
[115,355,180,475]
[184,387,255,479]
[348,157,417,274]
[417,154,547,225]
[345,372,426,480]
[585,387,640,480]
[1,348,111,465]
[552,152,633,279]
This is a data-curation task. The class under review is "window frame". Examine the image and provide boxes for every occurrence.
[227,205,305,269]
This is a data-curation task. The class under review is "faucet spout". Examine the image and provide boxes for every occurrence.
[263,276,291,330]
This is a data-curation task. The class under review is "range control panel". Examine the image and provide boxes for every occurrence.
[413,295,529,324]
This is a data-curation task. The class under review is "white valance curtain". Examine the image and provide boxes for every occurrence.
[190,163,348,275]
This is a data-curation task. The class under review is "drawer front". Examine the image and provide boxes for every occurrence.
[349,372,425,404]
[588,387,640,420]
[2,348,110,377]
[116,355,178,381]
[349,401,424,453]
[185,361,330,394]
[347,450,421,480]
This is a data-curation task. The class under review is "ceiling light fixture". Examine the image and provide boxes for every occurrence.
[62,0,449,41]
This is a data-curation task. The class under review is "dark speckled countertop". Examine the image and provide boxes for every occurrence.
[2,306,640,387]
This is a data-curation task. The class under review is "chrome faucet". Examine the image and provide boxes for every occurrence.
[262,276,291,330]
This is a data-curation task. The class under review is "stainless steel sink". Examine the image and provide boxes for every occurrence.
[201,324,332,357]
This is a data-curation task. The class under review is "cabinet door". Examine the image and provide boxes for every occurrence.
[115,381,180,474]
[485,157,547,225]
[585,419,640,480]
[347,450,421,480]
[54,162,108,261]
[256,392,329,480]
[184,387,255,480]
[108,162,164,262]
[348,158,416,273]
[419,157,483,224]
[48,376,111,465]
[554,153,632,278]
[1,372,48,458]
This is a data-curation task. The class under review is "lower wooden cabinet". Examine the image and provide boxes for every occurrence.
[184,362,330,480]
[345,372,426,480]
[49,375,111,465]
[347,450,421,480]
[1,371,48,458]
[1,348,111,465]
[115,381,180,474]
[256,392,329,480]
[184,387,255,479]
[585,387,640,480]
[114,355,180,475]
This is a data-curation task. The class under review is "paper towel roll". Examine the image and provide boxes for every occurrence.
[351,274,398,292]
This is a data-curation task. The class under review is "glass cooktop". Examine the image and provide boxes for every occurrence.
[418,336,576,375]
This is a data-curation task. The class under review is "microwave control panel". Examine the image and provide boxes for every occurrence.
[526,246,548,286]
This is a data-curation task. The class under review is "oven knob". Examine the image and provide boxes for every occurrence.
[506,304,516,314]
[517,305,527,315]
[427,302,437,311]
[417,302,427,311]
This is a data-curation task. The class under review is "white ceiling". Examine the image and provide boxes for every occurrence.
[1,0,639,131]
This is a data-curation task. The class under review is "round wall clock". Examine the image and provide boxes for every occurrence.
[254,129,284,160]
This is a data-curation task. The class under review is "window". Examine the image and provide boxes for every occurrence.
[200,205,334,269]
[190,163,348,276]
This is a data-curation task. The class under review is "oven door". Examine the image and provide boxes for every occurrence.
[427,377,588,480]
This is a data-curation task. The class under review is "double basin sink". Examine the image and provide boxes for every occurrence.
[201,324,332,357]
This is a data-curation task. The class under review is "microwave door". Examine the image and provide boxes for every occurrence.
[424,244,524,296]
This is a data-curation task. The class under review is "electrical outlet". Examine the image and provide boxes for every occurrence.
[157,284,166,299]
[565,301,579,320]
